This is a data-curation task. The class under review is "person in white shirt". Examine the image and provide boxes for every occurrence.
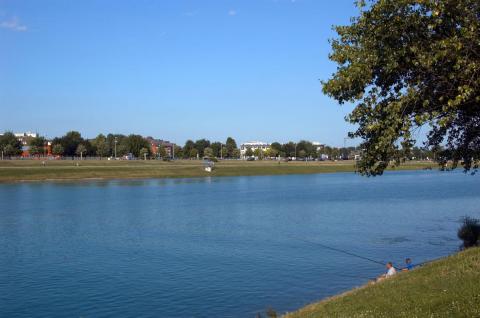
[385,262,397,277]
[377,262,397,281]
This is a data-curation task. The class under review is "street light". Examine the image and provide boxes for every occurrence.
[114,137,118,159]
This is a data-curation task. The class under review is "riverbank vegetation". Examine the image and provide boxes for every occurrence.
[0,159,433,183]
[285,247,480,318]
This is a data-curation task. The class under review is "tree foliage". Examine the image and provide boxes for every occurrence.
[183,140,195,159]
[76,144,87,158]
[458,216,480,249]
[29,136,46,148]
[53,131,84,157]
[194,139,210,157]
[139,147,149,159]
[52,144,64,156]
[0,132,22,156]
[323,0,480,175]
[124,134,150,158]
[203,147,214,158]
[225,137,237,158]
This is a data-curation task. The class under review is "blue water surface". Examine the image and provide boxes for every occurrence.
[0,170,479,317]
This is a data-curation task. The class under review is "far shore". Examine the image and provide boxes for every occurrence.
[0,159,436,183]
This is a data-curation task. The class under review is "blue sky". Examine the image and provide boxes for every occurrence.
[0,0,361,146]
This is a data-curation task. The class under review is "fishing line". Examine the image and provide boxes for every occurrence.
[288,235,386,266]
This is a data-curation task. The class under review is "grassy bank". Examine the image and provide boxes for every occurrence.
[285,247,480,318]
[0,159,434,182]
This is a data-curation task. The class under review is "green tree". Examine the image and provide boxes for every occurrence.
[245,147,254,157]
[96,141,109,158]
[29,146,41,156]
[232,148,241,159]
[76,144,87,159]
[298,149,307,159]
[194,139,210,157]
[52,131,84,157]
[203,147,214,158]
[323,0,480,175]
[297,140,315,158]
[158,145,167,159]
[52,144,64,156]
[225,137,237,158]
[173,145,183,159]
[183,140,195,159]
[139,147,149,160]
[29,136,46,148]
[253,148,263,159]
[189,148,198,159]
[282,142,296,158]
[0,132,22,156]
[270,142,282,153]
[93,134,109,158]
[211,142,223,158]
[3,144,17,157]
[106,134,126,157]
[124,134,150,158]
[264,148,278,158]
[29,136,46,157]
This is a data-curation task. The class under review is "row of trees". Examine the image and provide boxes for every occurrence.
[48,132,152,158]
[242,141,354,160]
[1,130,443,161]
[180,137,238,159]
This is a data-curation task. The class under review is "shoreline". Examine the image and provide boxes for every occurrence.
[0,160,435,184]
[284,247,480,317]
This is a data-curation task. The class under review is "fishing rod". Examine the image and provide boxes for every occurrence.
[293,235,448,270]
[288,235,387,266]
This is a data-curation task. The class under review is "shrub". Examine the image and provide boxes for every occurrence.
[457,216,480,249]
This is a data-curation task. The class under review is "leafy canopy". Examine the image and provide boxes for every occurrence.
[323,0,480,175]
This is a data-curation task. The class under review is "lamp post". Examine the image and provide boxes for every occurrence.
[114,137,118,159]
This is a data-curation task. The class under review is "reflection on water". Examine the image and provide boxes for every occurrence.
[0,170,479,318]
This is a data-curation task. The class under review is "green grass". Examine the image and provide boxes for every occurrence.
[0,159,434,182]
[285,247,480,318]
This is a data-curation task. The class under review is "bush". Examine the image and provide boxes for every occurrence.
[457,216,480,249]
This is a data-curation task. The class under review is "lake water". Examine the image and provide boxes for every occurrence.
[1,170,479,317]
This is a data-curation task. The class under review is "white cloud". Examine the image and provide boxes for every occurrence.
[228,9,237,16]
[0,16,27,32]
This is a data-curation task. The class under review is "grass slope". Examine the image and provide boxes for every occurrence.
[285,247,480,318]
[0,159,433,182]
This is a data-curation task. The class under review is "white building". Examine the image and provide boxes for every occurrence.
[312,141,325,151]
[240,141,270,159]
[14,132,38,138]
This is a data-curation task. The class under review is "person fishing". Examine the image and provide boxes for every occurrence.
[377,262,396,281]
[402,258,414,271]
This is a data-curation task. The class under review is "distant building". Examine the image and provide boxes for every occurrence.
[14,132,39,147]
[145,137,176,158]
[312,141,325,151]
[240,141,270,159]
[14,131,38,138]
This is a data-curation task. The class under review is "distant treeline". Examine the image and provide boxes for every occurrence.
[0,130,439,160]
